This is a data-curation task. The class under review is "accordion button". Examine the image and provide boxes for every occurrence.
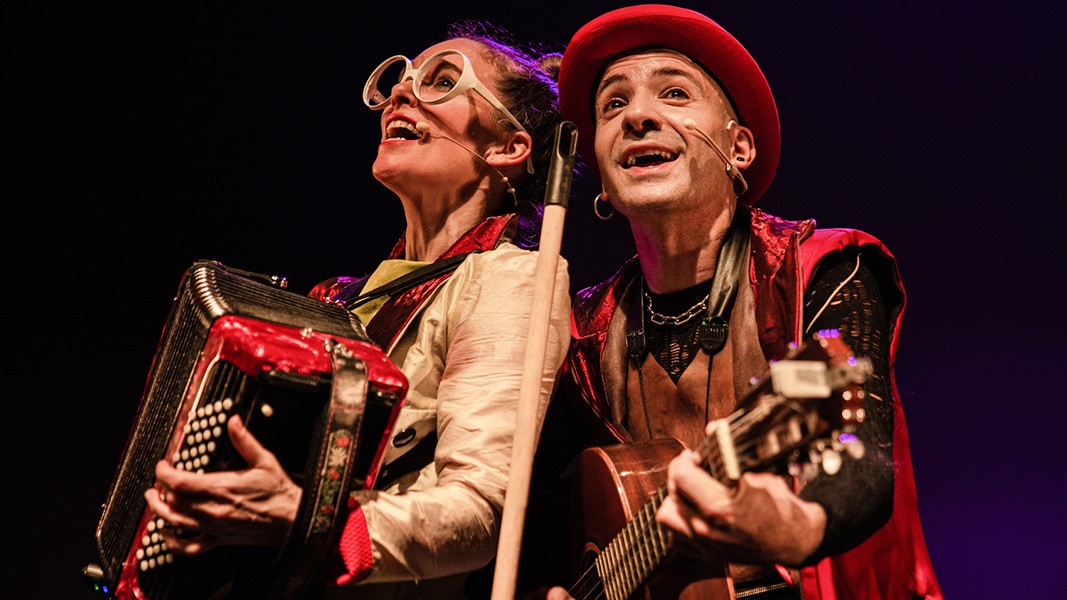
[393,427,416,447]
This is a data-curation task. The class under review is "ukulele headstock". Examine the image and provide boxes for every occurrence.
[703,329,871,483]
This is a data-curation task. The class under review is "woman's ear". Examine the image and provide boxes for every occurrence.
[485,130,533,172]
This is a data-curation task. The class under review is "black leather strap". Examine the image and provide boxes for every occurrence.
[375,430,439,489]
[338,252,476,310]
[698,207,750,355]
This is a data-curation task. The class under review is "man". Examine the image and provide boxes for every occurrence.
[549,4,942,598]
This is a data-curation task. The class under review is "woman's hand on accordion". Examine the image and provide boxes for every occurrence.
[143,414,301,555]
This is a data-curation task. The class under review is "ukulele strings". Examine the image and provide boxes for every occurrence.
[697,398,780,478]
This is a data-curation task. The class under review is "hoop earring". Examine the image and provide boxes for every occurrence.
[594,193,614,220]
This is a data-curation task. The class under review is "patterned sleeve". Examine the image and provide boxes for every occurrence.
[798,250,894,561]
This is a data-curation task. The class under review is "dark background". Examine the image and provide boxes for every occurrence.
[11,1,1065,597]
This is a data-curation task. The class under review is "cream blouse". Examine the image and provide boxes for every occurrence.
[330,242,571,599]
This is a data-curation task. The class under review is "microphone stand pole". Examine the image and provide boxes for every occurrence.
[490,121,578,600]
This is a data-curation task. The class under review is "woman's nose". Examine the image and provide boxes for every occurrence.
[388,77,418,108]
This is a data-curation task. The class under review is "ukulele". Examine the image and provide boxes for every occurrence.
[569,330,870,600]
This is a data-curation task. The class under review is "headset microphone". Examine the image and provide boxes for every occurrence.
[682,118,749,196]
[414,121,517,203]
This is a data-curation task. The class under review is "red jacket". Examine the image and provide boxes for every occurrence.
[566,208,942,599]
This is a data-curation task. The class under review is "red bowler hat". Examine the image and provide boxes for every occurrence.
[559,4,780,205]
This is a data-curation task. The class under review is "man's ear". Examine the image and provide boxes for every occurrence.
[485,130,533,171]
[728,123,756,171]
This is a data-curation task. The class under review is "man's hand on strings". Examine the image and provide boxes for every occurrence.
[655,445,827,567]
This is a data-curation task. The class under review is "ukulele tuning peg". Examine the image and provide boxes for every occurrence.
[787,458,803,479]
[834,430,866,460]
[821,448,842,475]
[804,438,845,477]
[845,439,866,460]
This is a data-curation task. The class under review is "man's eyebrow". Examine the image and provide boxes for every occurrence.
[656,66,696,80]
[596,65,701,96]
[596,73,628,96]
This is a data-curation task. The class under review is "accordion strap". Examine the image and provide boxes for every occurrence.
[337,252,476,310]
[266,339,370,599]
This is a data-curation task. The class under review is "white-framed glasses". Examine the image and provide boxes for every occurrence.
[363,49,529,138]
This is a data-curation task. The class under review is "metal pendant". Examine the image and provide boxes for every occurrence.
[698,316,728,356]
[626,328,648,366]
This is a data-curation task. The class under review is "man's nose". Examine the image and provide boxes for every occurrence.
[621,93,662,133]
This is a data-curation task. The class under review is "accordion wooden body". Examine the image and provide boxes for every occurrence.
[86,260,408,600]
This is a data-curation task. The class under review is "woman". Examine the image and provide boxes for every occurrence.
[145,20,572,599]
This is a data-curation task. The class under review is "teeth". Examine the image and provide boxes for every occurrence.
[625,149,674,167]
[385,120,423,140]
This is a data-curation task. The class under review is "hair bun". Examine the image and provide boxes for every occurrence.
[538,53,563,83]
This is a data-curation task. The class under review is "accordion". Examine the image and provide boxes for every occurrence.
[84,260,408,599]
